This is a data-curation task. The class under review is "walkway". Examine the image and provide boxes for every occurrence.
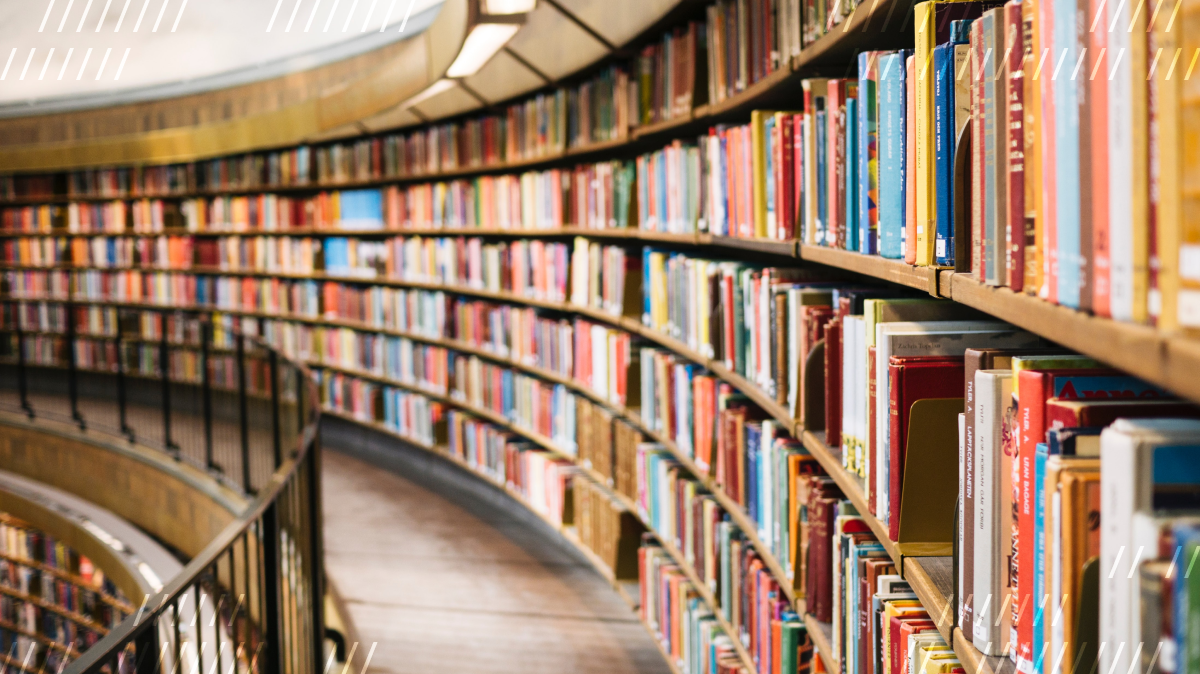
[321,417,672,674]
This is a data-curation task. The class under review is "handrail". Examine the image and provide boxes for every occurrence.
[0,307,323,674]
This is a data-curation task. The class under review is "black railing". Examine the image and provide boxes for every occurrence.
[0,302,323,674]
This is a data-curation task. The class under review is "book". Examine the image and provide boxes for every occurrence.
[879,51,909,260]
[973,368,1013,656]
[1099,419,1200,674]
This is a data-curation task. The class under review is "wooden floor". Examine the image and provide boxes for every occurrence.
[321,433,672,674]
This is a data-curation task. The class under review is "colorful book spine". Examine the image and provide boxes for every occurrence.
[933,42,955,266]
[879,52,908,260]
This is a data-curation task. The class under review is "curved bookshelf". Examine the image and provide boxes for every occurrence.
[3,0,1193,669]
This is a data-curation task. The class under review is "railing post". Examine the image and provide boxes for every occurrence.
[115,328,134,443]
[261,502,283,674]
[238,332,252,494]
[202,318,216,472]
[307,439,326,671]
[270,350,282,470]
[160,312,178,455]
[133,624,160,674]
[14,302,33,420]
[296,368,306,436]
[66,298,85,430]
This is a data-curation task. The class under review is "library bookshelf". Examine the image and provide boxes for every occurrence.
[2,0,1194,670]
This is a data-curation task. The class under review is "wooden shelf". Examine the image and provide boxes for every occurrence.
[903,557,1016,674]
[798,245,942,294]
[792,0,917,71]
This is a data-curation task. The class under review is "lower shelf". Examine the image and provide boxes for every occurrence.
[903,557,1017,674]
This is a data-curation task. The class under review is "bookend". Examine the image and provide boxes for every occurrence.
[1073,556,1100,674]
[896,397,964,567]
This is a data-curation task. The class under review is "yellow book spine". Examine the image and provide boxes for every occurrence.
[1131,0,1151,323]
[1153,0,1183,330]
[914,1,937,266]
[1175,0,1200,330]
[751,110,770,238]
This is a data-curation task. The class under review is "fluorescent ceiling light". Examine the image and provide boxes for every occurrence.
[483,0,537,14]
[402,78,458,108]
[446,23,521,78]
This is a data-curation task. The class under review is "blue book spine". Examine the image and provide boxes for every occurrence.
[746,425,760,522]
[1054,0,1081,307]
[934,43,955,266]
[642,247,652,325]
[846,98,859,253]
[1033,443,1049,674]
[879,52,907,259]
[858,52,872,254]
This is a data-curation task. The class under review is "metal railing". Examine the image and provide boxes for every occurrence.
[0,301,324,674]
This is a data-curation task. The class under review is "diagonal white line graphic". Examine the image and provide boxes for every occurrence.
[171,0,187,30]
[76,0,94,31]
[342,0,360,31]
[361,0,378,31]
[95,46,112,79]
[380,0,396,31]
[115,0,132,30]
[39,48,55,80]
[40,0,58,32]
[76,46,92,79]
[19,49,36,81]
[398,0,416,31]
[324,0,341,31]
[305,0,323,31]
[2,48,17,80]
[152,0,170,31]
[286,0,304,32]
[133,0,151,31]
[114,47,131,79]
[267,0,285,30]
[58,0,77,32]
[95,0,113,30]
[58,47,73,79]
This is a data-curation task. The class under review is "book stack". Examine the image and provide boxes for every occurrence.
[0,514,133,672]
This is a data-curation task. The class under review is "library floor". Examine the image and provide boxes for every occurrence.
[321,443,673,674]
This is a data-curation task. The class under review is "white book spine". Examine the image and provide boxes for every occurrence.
[1099,426,1136,674]
[974,370,1013,656]
[958,410,967,629]
[1107,0,1133,322]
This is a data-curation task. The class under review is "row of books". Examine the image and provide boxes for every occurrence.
[2,236,195,270]
[639,543,748,673]
[958,357,1200,674]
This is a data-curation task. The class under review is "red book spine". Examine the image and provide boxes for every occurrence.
[1005,2,1026,291]
[1014,369,1051,671]
[887,358,965,540]
[887,362,904,540]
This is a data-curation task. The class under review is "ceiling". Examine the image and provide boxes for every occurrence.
[0,0,444,114]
